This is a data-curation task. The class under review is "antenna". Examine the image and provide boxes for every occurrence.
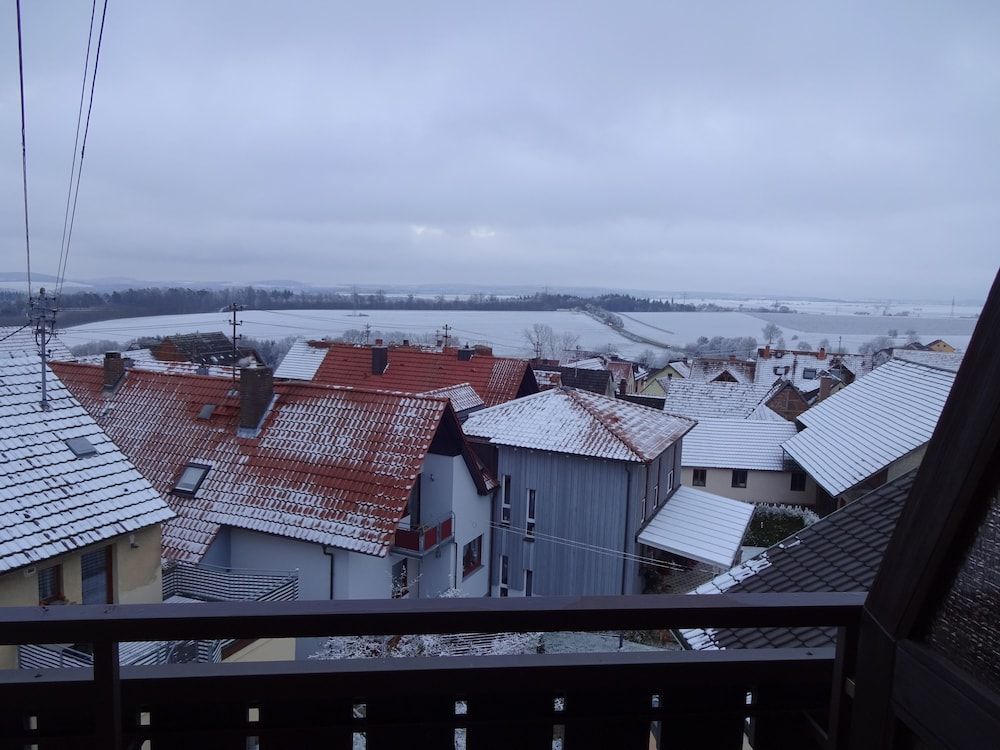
[363,323,371,346]
[442,324,452,348]
[227,302,243,385]
[30,288,57,410]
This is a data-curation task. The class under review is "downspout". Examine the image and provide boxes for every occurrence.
[621,466,634,597]
[322,545,336,600]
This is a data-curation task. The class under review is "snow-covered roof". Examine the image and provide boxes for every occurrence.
[0,326,73,361]
[638,486,754,568]
[782,358,956,497]
[273,337,329,380]
[666,361,691,379]
[688,359,755,384]
[755,350,869,394]
[891,349,964,372]
[52,362,490,562]
[682,419,798,471]
[658,379,782,420]
[66,352,236,379]
[678,471,914,650]
[532,369,562,389]
[0,356,173,574]
[564,357,605,370]
[418,383,484,413]
[463,387,695,463]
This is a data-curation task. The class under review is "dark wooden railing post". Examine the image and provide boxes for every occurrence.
[827,622,860,749]
[94,639,123,750]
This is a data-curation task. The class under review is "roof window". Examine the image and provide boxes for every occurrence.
[65,436,97,458]
[174,463,210,495]
[802,368,818,380]
[197,404,216,420]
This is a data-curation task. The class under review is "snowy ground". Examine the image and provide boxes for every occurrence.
[57,307,975,359]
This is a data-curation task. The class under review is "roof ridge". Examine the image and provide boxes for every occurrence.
[564,388,646,462]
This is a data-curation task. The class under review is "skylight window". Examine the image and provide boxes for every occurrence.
[802,368,818,380]
[174,463,210,495]
[65,436,97,458]
[197,404,216,420]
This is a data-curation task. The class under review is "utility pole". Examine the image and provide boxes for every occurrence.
[30,288,57,410]
[227,302,244,385]
[442,324,452,348]
[363,323,371,346]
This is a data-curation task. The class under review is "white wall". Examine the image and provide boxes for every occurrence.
[681,467,816,506]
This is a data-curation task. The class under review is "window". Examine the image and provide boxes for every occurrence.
[196,404,216,420]
[65,436,97,458]
[407,474,422,526]
[791,471,807,492]
[499,555,509,597]
[693,468,707,487]
[666,469,674,492]
[802,368,817,380]
[81,547,112,605]
[640,494,647,522]
[174,463,210,495]
[524,569,533,597]
[731,469,748,489]
[462,536,483,578]
[391,558,409,598]
[38,565,63,604]
[525,489,537,539]
[500,475,511,526]
[652,484,659,510]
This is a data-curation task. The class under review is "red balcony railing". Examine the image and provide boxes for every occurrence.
[393,513,455,555]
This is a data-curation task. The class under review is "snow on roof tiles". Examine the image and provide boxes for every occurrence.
[276,342,534,407]
[0,357,173,573]
[782,359,956,497]
[0,326,73,361]
[418,383,484,413]
[679,471,914,650]
[755,350,869,394]
[52,362,461,562]
[891,349,965,372]
[682,419,798,471]
[688,359,755,384]
[463,387,694,463]
[638,486,754,568]
[658,379,782,420]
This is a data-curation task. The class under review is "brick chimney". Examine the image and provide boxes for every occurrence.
[239,366,274,430]
[817,346,827,361]
[457,347,475,361]
[618,378,628,397]
[372,344,388,374]
[761,345,771,359]
[728,354,737,363]
[819,375,834,402]
[375,338,383,346]
[103,352,125,391]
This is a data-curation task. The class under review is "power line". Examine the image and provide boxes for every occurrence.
[15,0,32,301]
[56,0,99,298]
[0,324,31,343]
[57,0,110,298]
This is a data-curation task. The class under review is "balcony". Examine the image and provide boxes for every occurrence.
[393,512,455,556]
[0,592,862,749]
[17,563,298,671]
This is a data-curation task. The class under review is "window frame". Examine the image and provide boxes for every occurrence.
[38,564,64,605]
[462,535,483,578]
[525,489,537,540]
[499,555,509,597]
[524,569,534,597]
[731,469,748,489]
[500,475,512,526]
[173,462,211,496]
[790,471,807,492]
[666,468,674,492]
[692,468,707,487]
[81,546,113,605]
[391,558,409,599]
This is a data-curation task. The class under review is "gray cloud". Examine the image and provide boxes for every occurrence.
[2,1,998,299]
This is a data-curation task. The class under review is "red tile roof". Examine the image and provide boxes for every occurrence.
[52,362,488,562]
[278,343,537,407]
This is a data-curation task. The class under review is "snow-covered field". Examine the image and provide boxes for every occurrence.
[58,307,975,358]
[662,295,983,319]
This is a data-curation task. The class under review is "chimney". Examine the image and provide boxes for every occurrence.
[402,339,410,347]
[436,339,443,347]
[817,346,827,361]
[762,345,771,359]
[239,366,274,430]
[618,378,627,397]
[819,375,834,402]
[374,338,383,346]
[457,347,474,361]
[728,354,736,363]
[372,344,388,374]
[103,352,125,391]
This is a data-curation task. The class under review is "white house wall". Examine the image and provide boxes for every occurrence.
[680,467,815,506]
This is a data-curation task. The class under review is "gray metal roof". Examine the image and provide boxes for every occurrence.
[677,470,915,651]
[782,358,955,496]
[681,418,798,471]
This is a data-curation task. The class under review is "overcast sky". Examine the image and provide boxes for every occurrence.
[2,1,998,300]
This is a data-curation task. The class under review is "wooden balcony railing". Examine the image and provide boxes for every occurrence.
[0,592,864,750]
[393,512,455,556]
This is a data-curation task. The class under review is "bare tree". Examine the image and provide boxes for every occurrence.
[761,323,783,344]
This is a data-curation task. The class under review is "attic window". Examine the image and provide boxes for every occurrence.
[802,368,818,380]
[174,463,210,495]
[197,404,216,420]
[65,436,97,458]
